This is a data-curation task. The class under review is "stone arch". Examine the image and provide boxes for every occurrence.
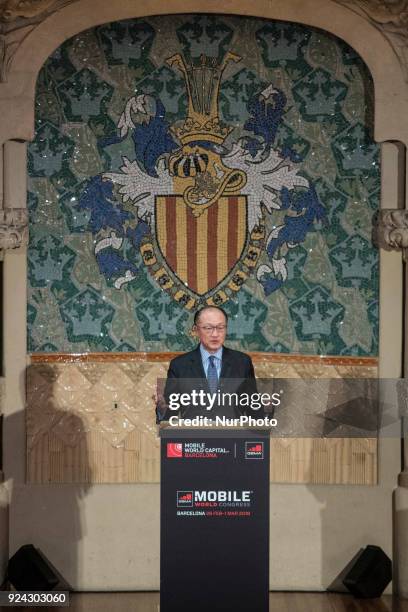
[1,0,407,145]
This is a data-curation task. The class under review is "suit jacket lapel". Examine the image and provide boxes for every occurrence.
[189,345,209,395]
[220,346,233,379]
[190,345,207,378]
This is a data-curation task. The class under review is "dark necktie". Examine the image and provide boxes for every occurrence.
[207,355,218,394]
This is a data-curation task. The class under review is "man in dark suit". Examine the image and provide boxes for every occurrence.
[156,305,261,421]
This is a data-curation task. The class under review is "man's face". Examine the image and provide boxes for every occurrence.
[194,308,227,353]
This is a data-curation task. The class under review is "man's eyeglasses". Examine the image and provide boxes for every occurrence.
[196,325,227,333]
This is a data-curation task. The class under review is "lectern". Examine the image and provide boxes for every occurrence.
[160,426,270,612]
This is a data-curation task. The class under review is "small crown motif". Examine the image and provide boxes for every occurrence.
[63,289,113,337]
[290,287,344,337]
[257,26,303,63]
[30,236,73,282]
[296,71,346,116]
[331,236,377,281]
[166,52,241,145]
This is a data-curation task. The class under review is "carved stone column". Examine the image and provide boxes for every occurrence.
[378,208,408,597]
[378,209,408,482]
[377,209,408,260]
[0,208,28,250]
[1,140,28,250]
[376,137,408,596]
[395,220,408,596]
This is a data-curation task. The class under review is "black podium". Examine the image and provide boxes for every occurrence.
[160,427,270,612]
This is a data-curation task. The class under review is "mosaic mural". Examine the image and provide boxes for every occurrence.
[27,15,380,355]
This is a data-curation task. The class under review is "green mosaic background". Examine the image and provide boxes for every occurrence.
[27,15,379,355]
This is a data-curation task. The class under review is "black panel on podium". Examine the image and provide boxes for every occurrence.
[160,427,270,612]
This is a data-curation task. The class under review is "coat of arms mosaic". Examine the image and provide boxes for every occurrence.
[27,15,379,355]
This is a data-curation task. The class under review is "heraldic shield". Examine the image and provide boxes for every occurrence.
[155,195,248,297]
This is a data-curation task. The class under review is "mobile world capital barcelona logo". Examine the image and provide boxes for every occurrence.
[245,442,264,459]
[167,442,183,458]
[167,441,230,458]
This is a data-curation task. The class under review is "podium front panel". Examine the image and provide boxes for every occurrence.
[160,428,269,612]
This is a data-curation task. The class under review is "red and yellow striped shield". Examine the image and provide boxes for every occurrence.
[155,195,248,296]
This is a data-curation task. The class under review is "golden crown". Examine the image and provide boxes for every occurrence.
[166,52,241,146]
